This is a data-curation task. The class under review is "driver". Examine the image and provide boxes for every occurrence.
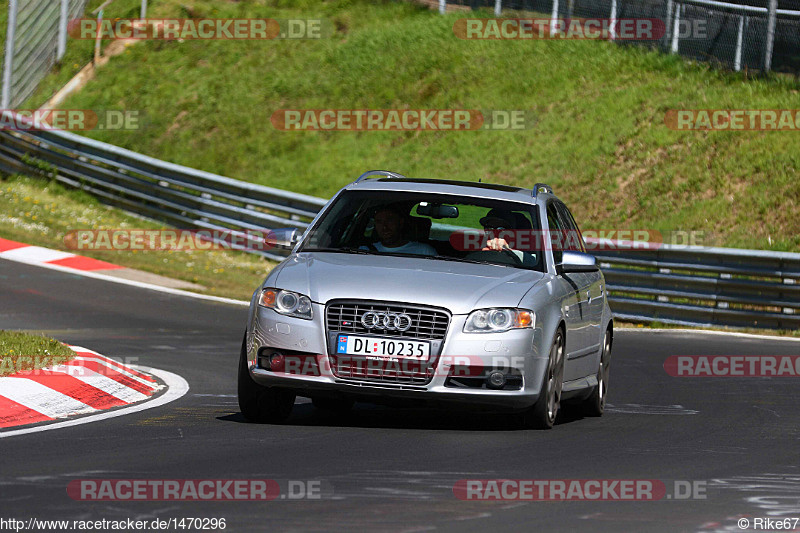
[368,205,436,256]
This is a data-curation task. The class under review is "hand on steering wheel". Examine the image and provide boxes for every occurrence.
[483,238,522,264]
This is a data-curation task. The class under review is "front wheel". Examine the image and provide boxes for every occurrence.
[582,328,611,417]
[522,328,565,429]
[237,335,295,424]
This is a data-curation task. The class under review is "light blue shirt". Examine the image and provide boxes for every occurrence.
[367,241,437,256]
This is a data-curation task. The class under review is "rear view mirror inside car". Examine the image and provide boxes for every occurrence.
[416,202,459,219]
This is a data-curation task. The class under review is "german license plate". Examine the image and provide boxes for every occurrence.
[335,335,430,360]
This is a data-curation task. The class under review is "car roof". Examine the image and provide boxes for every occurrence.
[345,177,556,204]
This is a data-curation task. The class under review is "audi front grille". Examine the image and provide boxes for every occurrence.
[326,301,449,340]
[325,301,450,385]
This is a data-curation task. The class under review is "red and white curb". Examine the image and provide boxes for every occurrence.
[0,236,246,306]
[0,346,170,431]
[0,237,123,271]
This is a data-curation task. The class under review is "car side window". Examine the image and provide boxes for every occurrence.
[555,202,586,253]
[546,202,564,265]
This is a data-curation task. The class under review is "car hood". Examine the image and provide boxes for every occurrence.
[270,252,545,314]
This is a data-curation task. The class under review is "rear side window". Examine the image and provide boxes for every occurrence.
[555,202,586,253]
[546,202,564,264]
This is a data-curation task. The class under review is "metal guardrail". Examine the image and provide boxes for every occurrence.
[0,116,327,261]
[591,244,800,330]
[0,117,798,329]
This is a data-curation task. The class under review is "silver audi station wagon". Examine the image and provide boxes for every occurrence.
[239,171,613,429]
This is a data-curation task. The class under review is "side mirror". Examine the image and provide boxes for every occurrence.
[267,228,300,249]
[557,250,599,273]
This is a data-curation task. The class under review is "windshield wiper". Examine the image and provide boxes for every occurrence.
[301,247,374,254]
[426,254,540,270]
[424,254,478,263]
[425,255,506,266]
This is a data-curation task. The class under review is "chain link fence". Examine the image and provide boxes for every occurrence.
[1,0,90,109]
[441,0,800,74]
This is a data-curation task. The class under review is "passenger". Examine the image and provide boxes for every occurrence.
[479,208,523,260]
[367,205,436,256]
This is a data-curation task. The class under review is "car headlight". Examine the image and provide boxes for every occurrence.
[259,288,313,319]
[463,308,534,333]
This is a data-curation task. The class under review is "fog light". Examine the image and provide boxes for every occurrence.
[269,353,285,372]
[487,371,507,389]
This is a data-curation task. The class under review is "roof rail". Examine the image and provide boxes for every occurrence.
[532,183,553,197]
[354,170,409,183]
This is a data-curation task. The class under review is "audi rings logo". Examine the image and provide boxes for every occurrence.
[361,311,413,332]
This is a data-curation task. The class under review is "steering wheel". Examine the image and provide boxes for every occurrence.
[500,246,523,265]
[465,249,522,266]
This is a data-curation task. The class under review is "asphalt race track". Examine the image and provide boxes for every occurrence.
[1,258,799,533]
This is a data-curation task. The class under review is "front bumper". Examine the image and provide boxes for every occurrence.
[247,304,550,411]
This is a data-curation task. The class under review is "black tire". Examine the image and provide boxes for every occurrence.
[522,328,565,429]
[312,397,355,413]
[237,335,295,424]
[582,328,612,417]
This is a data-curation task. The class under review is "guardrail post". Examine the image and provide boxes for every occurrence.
[94,9,104,65]
[439,0,446,15]
[764,0,777,71]
[664,0,673,50]
[141,0,148,18]
[734,15,744,71]
[670,3,681,53]
[495,0,502,16]
[609,0,618,40]
[550,0,560,35]
[1,0,18,109]
[58,0,69,61]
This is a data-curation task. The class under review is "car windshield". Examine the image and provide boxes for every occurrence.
[299,190,544,272]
